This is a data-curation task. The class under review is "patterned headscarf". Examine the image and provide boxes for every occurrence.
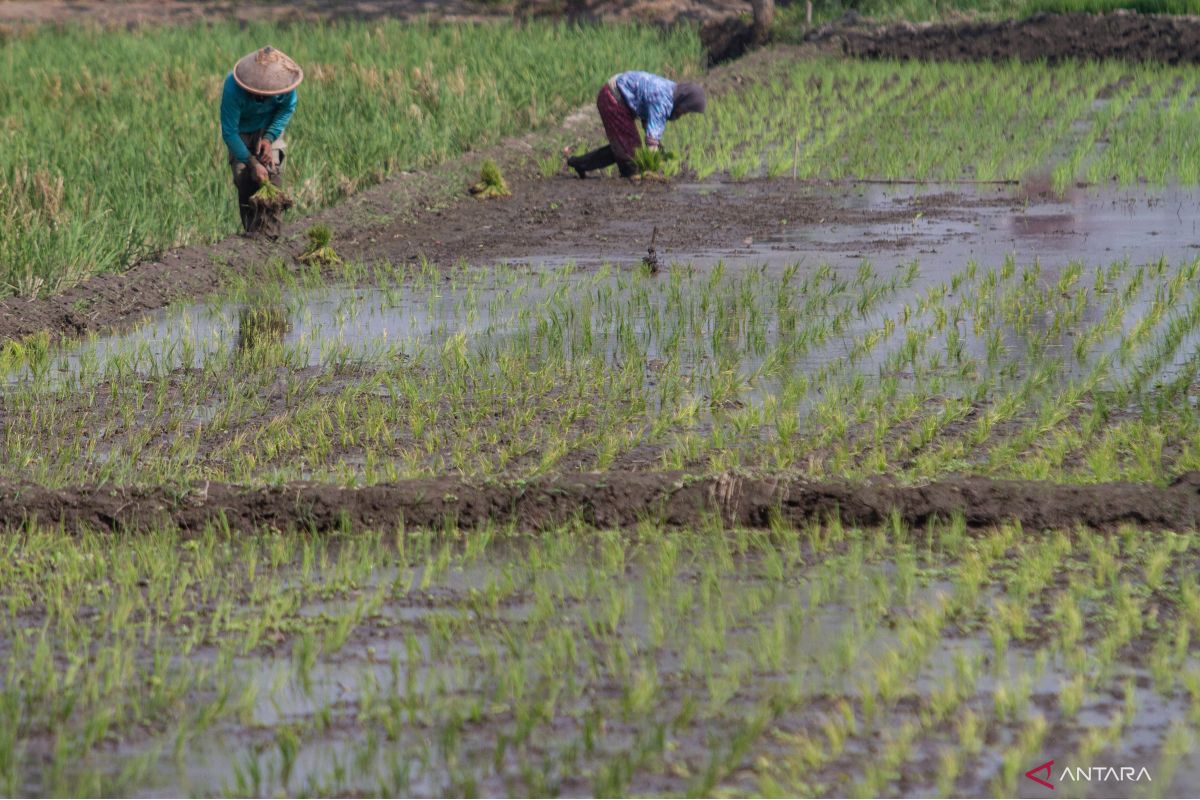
[670,82,707,120]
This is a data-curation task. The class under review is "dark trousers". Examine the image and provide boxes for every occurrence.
[229,132,286,237]
[569,145,637,177]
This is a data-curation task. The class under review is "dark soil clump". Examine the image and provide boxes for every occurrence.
[3,472,1199,535]
[817,11,1200,65]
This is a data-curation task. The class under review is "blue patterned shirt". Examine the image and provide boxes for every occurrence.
[614,71,676,147]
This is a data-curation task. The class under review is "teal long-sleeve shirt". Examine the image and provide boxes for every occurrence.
[219,73,297,164]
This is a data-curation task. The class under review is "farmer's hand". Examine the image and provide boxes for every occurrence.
[647,143,660,152]
[255,139,276,167]
[251,160,269,184]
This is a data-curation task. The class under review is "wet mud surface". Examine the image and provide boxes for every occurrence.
[0,171,1010,346]
[337,176,984,271]
[9,171,1199,350]
[824,11,1200,65]
[5,471,1200,535]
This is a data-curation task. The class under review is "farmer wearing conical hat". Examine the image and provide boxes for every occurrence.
[220,46,303,238]
[568,71,705,179]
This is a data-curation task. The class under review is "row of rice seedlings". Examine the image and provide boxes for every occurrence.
[838,61,1105,182]
[903,259,1160,476]
[0,261,537,482]
[765,260,994,473]
[997,261,1200,480]
[0,259,904,484]
[756,523,1200,796]
[1050,64,1164,194]
[1084,68,1200,187]
[798,256,1200,483]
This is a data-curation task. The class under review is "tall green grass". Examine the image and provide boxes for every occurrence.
[0,19,699,296]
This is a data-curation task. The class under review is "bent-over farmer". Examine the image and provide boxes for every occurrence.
[220,46,303,238]
[568,71,706,179]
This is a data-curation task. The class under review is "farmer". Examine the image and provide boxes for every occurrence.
[220,46,303,238]
[568,71,706,179]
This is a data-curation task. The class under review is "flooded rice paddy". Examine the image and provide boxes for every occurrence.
[43,183,1200,375]
[5,519,1199,797]
[6,185,1200,487]
[6,181,1200,797]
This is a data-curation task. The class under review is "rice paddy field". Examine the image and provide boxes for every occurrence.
[7,6,1200,799]
[673,57,1200,188]
[0,19,700,296]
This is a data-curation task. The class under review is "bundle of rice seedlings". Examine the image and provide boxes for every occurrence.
[299,224,341,266]
[633,146,676,179]
[249,180,293,211]
[469,159,511,198]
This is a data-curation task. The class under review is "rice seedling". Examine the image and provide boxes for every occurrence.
[10,246,1200,488]
[632,147,677,179]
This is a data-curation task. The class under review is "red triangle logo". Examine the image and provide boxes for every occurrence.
[1025,759,1055,790]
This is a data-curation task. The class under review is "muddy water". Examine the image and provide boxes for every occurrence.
[46,183,1200,363]
[660,183,1200,276]
[14,184,1200,436]
[14,269,561,384]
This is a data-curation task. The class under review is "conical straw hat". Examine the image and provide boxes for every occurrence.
[233,46,303,95]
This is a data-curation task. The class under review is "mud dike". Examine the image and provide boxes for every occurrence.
[5,471,1200,534]
[820,11,1200,65]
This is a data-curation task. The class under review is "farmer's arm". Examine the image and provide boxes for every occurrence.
[265,90,297,142]
[220,75,253,164]
[644,105,668,149]
[642,79,674,149]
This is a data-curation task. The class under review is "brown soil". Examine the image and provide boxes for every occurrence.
[6,471,1199,535]
[817,10,1200,64]
[339,174,960,271]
